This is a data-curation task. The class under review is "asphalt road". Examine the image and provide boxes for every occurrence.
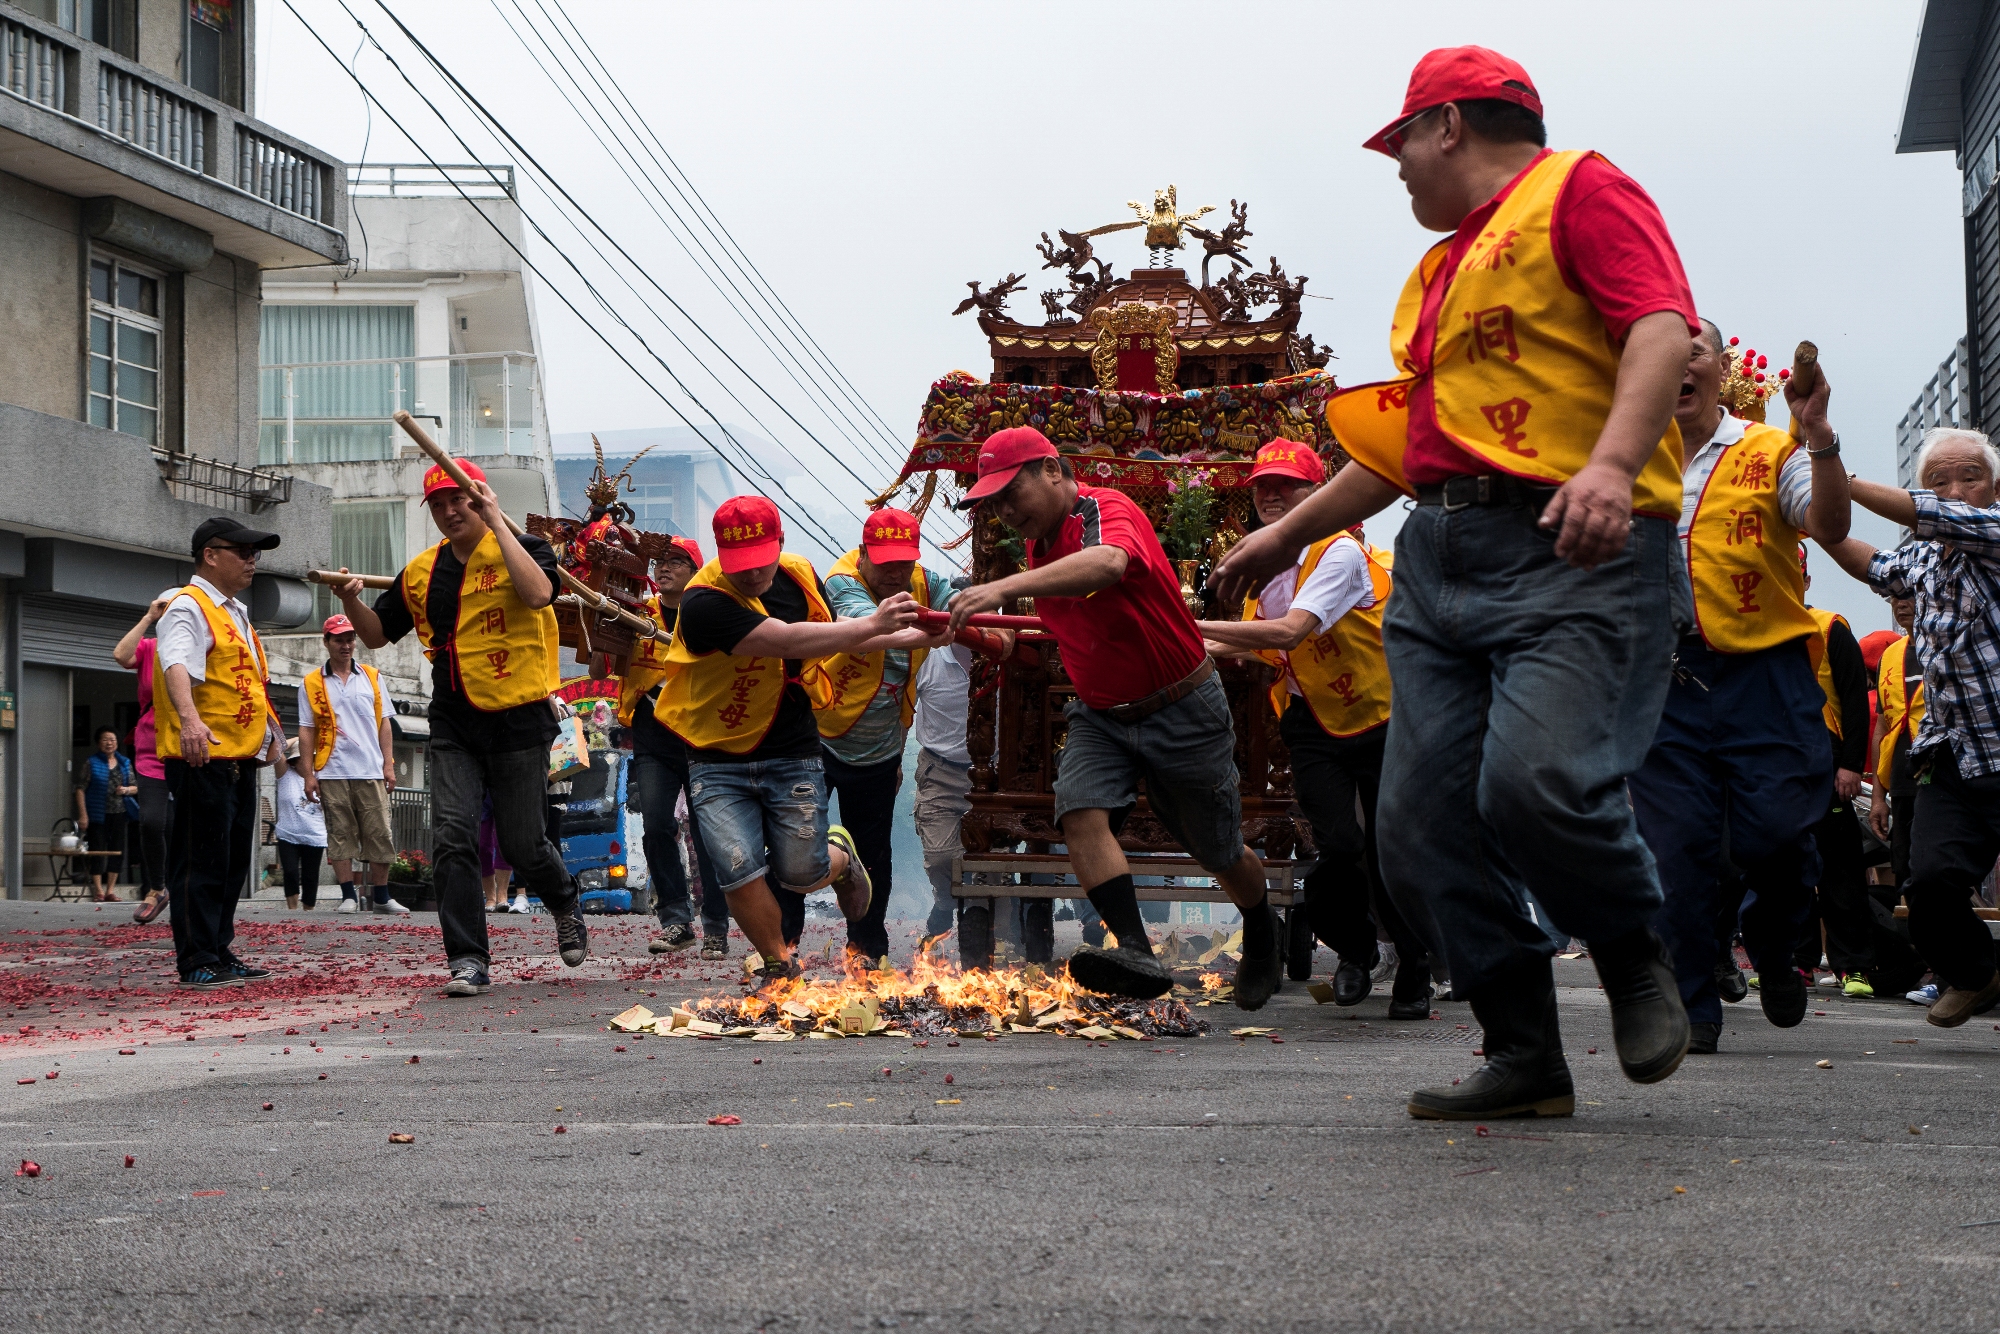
[3,898,1998,1333]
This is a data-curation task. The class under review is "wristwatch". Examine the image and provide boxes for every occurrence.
[1806,432,1841,459]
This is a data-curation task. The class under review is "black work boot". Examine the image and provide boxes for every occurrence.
[1231,905,1283,1011]
[1386,953,1435,1020]
[958,904,994,971]
[1407,956,1574,1120]
[1590,927,1690,1084]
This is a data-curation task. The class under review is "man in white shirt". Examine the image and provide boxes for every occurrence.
[155,517,288,989]
[297,614,403,914]
[1198,443,1436,1018]
[913,638,975,954]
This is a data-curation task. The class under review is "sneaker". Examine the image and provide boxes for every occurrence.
[507,896,531,914]
[1905,983,1940,1006]
[1371,942,1400,985]
[180,966,241,990]
[700,936,728,961]
[650,924,697,954]
[444,960,491,997]
[336,898,359,914]
[751,954,803,991]
[554,906,590,968]
[374,898,411,916]
[826,825,873,921]
[1066,945,1173,1000]
[1842,974,1875,999]
[220,960,272,983]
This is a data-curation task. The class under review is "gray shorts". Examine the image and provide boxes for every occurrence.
[1053,672,1245,873]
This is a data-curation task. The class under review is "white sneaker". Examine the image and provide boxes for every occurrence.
[1905,982,1940,1006]
[507,896,530,914]
[336,898,359,914]
[374,898,411,916]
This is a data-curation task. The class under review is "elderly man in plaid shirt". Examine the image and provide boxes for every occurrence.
[1829,427,2000,1027]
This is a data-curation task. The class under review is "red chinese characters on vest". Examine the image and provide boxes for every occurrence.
[1478,398,1534,455]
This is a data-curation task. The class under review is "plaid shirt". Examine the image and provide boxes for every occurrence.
[1867,492,2000,779]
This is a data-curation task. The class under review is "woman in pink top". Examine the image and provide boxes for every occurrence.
[115,591,179,923]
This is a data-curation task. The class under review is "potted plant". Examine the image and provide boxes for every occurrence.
[387,849,434,911]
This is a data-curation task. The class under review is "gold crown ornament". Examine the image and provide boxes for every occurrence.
[1719,338,1791,423]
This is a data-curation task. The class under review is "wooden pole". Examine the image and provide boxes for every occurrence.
[307,569,396,590]
[1787,341,1821,440]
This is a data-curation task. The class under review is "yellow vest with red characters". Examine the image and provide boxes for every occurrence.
[658,553,832,754]
[1685,422,1819,654]
[811,548,933,740]
[1326,150,1684,517]
[1805,607,1850,739]
[1875,634,1926,780]
[614,592,676,728]
[1244,535,1393,737]
[301,663,384,772]
[399,529,560,712]
[153,585,280,761]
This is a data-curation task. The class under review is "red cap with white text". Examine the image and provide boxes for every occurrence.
[712,496,784,573]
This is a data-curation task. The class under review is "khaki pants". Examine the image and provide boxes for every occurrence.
[915,747,972,932]
[319,778,396,864]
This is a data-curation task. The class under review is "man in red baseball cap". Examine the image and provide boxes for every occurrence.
[1214,45,1701,1119]
[1197,444,1435,1018]
[297,610,398,915]
[333,453,582,996]
[952,428,1285,1009]
[659,494,940,988]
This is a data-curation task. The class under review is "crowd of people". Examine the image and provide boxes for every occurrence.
[84,43,2000,1122]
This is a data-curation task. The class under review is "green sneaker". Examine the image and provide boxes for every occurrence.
[827,824,873,921]
[1842,974,1875,998]
[1747,973,1760,989]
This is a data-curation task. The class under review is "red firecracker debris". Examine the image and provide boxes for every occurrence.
[613,1046,626,1053]
[706,1115,741,1126]
[406,1056,419,1065]
[1587,1048,1598,1055]
[44,1071,58,1080]
[16,1160,40,1177]
[388,1133,414,1144]
[944,1074,954,1084]
[123,1155,134,1168]
[751,1058,761,1065]
[317,1073,327,1080]
[118,1049,135,1056]
[262,1102,274,1111]
[881,1067,892,1077]
[285,1028,299,1036]
[192,1190,224,1197]
[553,1125,566,1134]
[15,1078,33,1085]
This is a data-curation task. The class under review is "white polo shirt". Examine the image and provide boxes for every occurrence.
[1254,538,1376,699]
[155,574,254,683]
[301,664,387,780]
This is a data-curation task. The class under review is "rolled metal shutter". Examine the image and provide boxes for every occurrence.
[19,596,142,670]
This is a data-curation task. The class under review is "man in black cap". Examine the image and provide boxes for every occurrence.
[153,517,288,988]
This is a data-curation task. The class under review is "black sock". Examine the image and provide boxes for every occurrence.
[1241,901,1275,955]
[1084,874,1151,954]
[340,881,357,900]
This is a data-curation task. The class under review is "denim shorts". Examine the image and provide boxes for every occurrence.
[687,755,830,894]
[1054,672,1245,873]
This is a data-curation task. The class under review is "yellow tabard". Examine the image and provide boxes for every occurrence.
[153,585,279,761]
[399,530,560,713]
[301,663,383,772]
[1243,535,1393,737]
[1328,150,1684,517]
[1685,422,1819,654]
[614,592,675,728]
[1874,635,1926,780]
[811,548,933,740]
[1805,607,1850,739]
[657,553,831,754]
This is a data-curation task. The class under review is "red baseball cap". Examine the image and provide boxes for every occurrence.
[1363,46,1543,156]
[713,495,783,573]
[664,535,704,568]
[322,614,356,636]
[421,458,488,501]
[1247,441,1325,486]
[956,427,1060,509]
[862,507,922,562]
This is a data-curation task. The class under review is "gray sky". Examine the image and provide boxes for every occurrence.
[260,0,1961,632]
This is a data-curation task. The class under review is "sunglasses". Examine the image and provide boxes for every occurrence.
[205,542,264,560]
[1382,106,1440,159]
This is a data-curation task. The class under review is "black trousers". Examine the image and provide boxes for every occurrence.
[1906,750,2000,992]
[136,773,170,893]
[823,746,902,960]
[1281,708,1429,971]
[278,839,325,908]
[164,758,258,976]
[1801,799,1876,974]
[432,741,576,968]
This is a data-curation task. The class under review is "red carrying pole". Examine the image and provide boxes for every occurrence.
[915,608,1046,632]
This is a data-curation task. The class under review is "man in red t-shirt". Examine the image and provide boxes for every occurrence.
[1213,47,1696,1120]
[951,428,1283,1008]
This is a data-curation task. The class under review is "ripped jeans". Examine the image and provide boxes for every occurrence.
[686,755,831,896]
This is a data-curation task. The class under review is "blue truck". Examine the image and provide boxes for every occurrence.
[558,745,636,913]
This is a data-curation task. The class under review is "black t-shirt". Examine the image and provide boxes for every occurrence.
[676,567,826,762]
[630,605,684,759]
[373,534,563,755]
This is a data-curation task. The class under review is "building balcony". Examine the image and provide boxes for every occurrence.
[1896,337,1971,488]
[0,4,346,266]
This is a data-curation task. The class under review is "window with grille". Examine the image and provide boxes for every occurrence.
[315,500,406,621]
[88,253,163,446]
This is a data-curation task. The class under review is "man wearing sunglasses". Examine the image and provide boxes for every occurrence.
[154,516,289,989]
[1213,46,1699,1118]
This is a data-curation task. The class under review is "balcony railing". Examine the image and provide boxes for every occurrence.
[1896,337,1971,488]
[153,448,294,513]
[238,125,325,222]
[349,162,516,200]
[259,351,543,465]
[98,63,207,174]
[1,11,66,112]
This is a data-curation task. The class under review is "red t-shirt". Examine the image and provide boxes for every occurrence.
[1029,484,1206,709]
[1403,150,1698,486]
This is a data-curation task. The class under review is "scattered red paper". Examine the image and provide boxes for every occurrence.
[944,1074,954,1084]
[192,1189,224,1197]
[15,1160,40,1177]
[707,1115,741,1126]
[44,1071,58,1080]
[553,1125,567,1134]
[15,1078,33,1085]
[261,1102,274,1111]
[123,1155,134,1168]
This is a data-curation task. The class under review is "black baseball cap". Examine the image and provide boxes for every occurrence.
[191,516,281,559]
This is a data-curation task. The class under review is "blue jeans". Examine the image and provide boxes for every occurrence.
[687,755,829,895]
[632,749,727,937]
[1629,638,1831,1024]
[1376,499,1685,992]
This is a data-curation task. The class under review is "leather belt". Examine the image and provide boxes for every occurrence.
[1414,474,1556,512]
[1102,657,1215,725]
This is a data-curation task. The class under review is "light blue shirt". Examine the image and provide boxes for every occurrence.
[1677,412,1813,540]
[821,566,957,767]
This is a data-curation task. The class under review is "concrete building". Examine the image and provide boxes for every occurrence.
[550,427,739,540]
[0,0,345,897]
[260,162,558,822]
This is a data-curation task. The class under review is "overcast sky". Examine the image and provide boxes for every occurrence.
[260,0,1962,633]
